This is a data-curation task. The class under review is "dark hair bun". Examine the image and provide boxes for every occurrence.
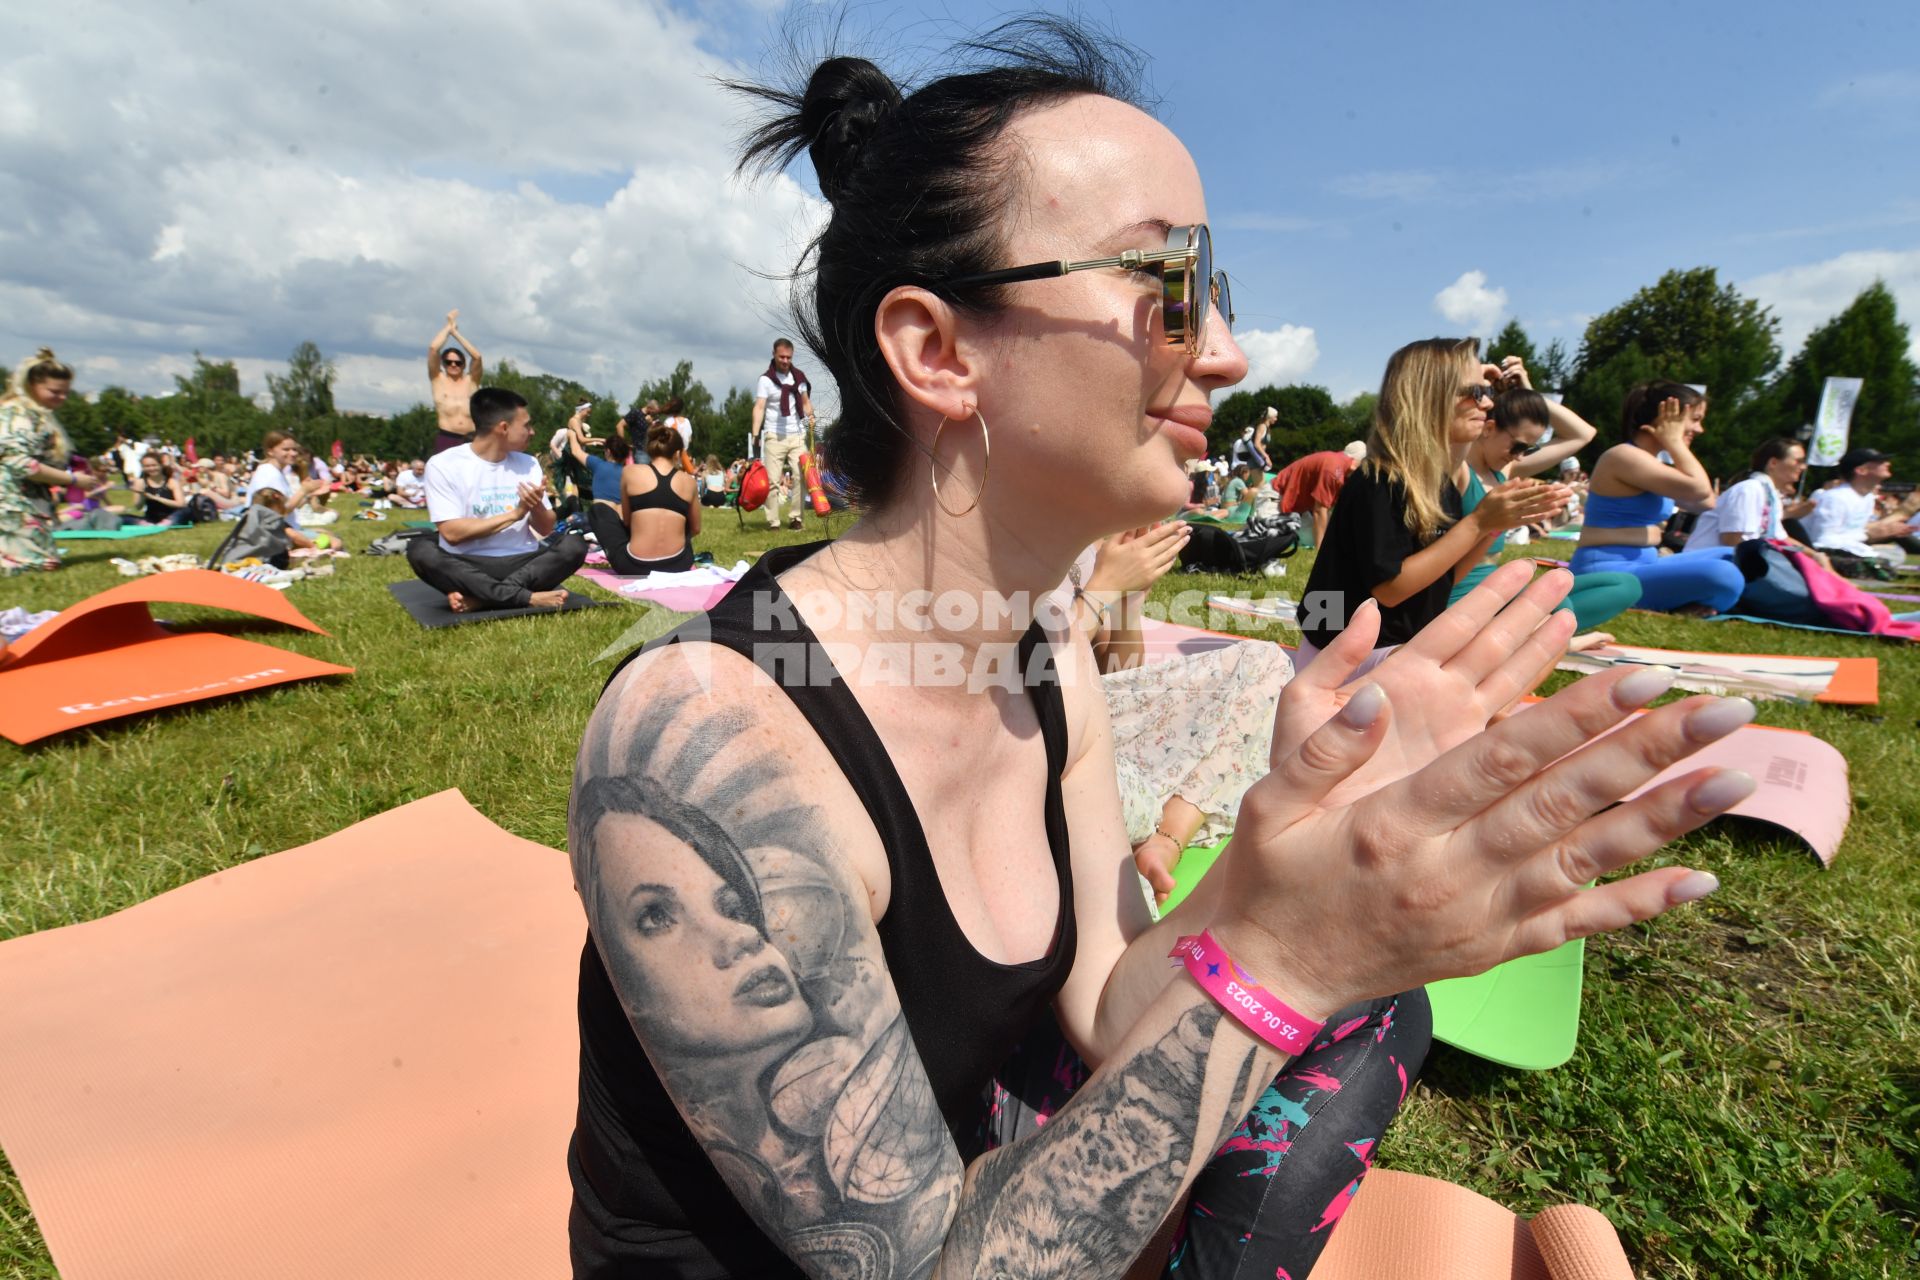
[801,57,902,204]
[644,421,683,459]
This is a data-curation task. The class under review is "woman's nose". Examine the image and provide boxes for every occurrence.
[713,920,765,969]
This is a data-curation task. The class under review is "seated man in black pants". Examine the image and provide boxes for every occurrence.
[407,387,588,612]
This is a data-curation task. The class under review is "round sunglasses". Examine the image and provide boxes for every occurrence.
[937,223,1233,355]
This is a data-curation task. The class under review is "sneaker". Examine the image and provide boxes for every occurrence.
[788,516,805,530]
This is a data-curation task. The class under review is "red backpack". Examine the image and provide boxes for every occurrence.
[737,460,770,511]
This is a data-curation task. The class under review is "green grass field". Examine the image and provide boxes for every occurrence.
[2,498,1916,1278]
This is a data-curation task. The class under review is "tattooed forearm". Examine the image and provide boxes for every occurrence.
[940,1003,1267,1279]
[573,685,964,1279]
[574,674,1268,1280]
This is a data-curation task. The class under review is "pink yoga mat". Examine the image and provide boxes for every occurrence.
[575,563,738,613]
[1139,620,1849,865]
[1139,615,1251,656]
[1512,704,1849,866]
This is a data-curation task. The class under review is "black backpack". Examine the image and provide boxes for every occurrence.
[1180,515,1300,574]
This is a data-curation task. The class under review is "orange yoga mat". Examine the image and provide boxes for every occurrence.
[1556,643,1878,705]
[0,569,352,743]
[0,791,1649,1278]
[1312,1168,1634,1280]
[0,790,582,1280]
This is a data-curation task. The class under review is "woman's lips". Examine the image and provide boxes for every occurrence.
[735,964,796,1007]
[1150,406,1213,457]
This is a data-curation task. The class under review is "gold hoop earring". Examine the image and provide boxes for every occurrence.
[929,405,990,518]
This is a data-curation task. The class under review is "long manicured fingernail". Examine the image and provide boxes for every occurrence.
[1339,682,1387,730]
[1687,697,1757,741]
[1614,666,1677,708]
[1690,769,1756,813]
[1668,870,1720,904]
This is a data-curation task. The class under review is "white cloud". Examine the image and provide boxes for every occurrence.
[1236,325,1320,389]
[0,0,830,415]
[1740,248,1920,364]
[1328,170,1442,202]
[1433,270,1508,337]
[1218,213,1325,235]
[1818,71,1920,107]
[1327,162,1623,206]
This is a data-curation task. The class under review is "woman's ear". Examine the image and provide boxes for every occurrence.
[874,285,978,424]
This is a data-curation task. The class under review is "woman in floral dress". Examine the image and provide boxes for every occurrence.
[1059,521,1293,908]
[0,349,80,576]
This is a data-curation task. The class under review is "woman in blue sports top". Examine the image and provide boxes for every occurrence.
[1452,368,1640,636]
[1570,381,1743,616]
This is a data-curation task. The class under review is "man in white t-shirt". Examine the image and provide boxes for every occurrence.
[1803,448,1906,567]
[750,337,814,530]
[405,388,588,612]
[392,459,428,508]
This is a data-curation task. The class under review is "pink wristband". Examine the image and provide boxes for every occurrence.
[1170,931,1324,1057]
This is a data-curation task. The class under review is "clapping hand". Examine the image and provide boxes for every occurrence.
[1219,561,1754,1018]
[1477,478,1570,531]
[1270,561,1573,809]
[516,481,546,514]
[1087,522,1190,595]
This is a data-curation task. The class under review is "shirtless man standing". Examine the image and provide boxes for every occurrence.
[428,309,486,455]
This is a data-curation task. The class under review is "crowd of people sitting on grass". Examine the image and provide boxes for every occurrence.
[4,26,1915,1278]
[6,337,1916,635]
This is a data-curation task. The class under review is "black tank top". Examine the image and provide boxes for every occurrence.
[569,542,1078,1278]
[627,460,691,516]
[140,478,175,523]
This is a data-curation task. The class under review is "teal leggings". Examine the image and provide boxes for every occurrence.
[1451,565,1643,633]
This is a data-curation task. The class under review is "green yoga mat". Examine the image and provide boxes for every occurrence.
[1425,940,1585,1070]
[403,520,436,530]
[1156,836,1584,1070]
[52,524,183,541]
[1178,511,1248,529]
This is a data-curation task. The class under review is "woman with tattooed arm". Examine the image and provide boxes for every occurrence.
[568,21,1754,1280]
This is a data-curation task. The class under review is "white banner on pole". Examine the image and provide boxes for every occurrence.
[1809,376,1864,466]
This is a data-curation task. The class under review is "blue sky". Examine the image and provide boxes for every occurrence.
[776,0,1920,398]
[4,0,1915,412]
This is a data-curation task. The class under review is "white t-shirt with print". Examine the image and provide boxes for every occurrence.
[1803,485,1878,556]
[425,445,548,556]
[1684,473,1782,551]
[756,371,810,437]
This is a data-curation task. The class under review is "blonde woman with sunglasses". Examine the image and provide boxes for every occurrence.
[568,22,1757,1280]
[1296,338,1569,674]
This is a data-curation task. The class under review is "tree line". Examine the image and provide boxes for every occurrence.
[28,343,763,467]
[20,268,1918,484]
[1205,272,1919,482]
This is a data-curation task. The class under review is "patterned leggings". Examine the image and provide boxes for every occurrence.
[979,989,1431,1280]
